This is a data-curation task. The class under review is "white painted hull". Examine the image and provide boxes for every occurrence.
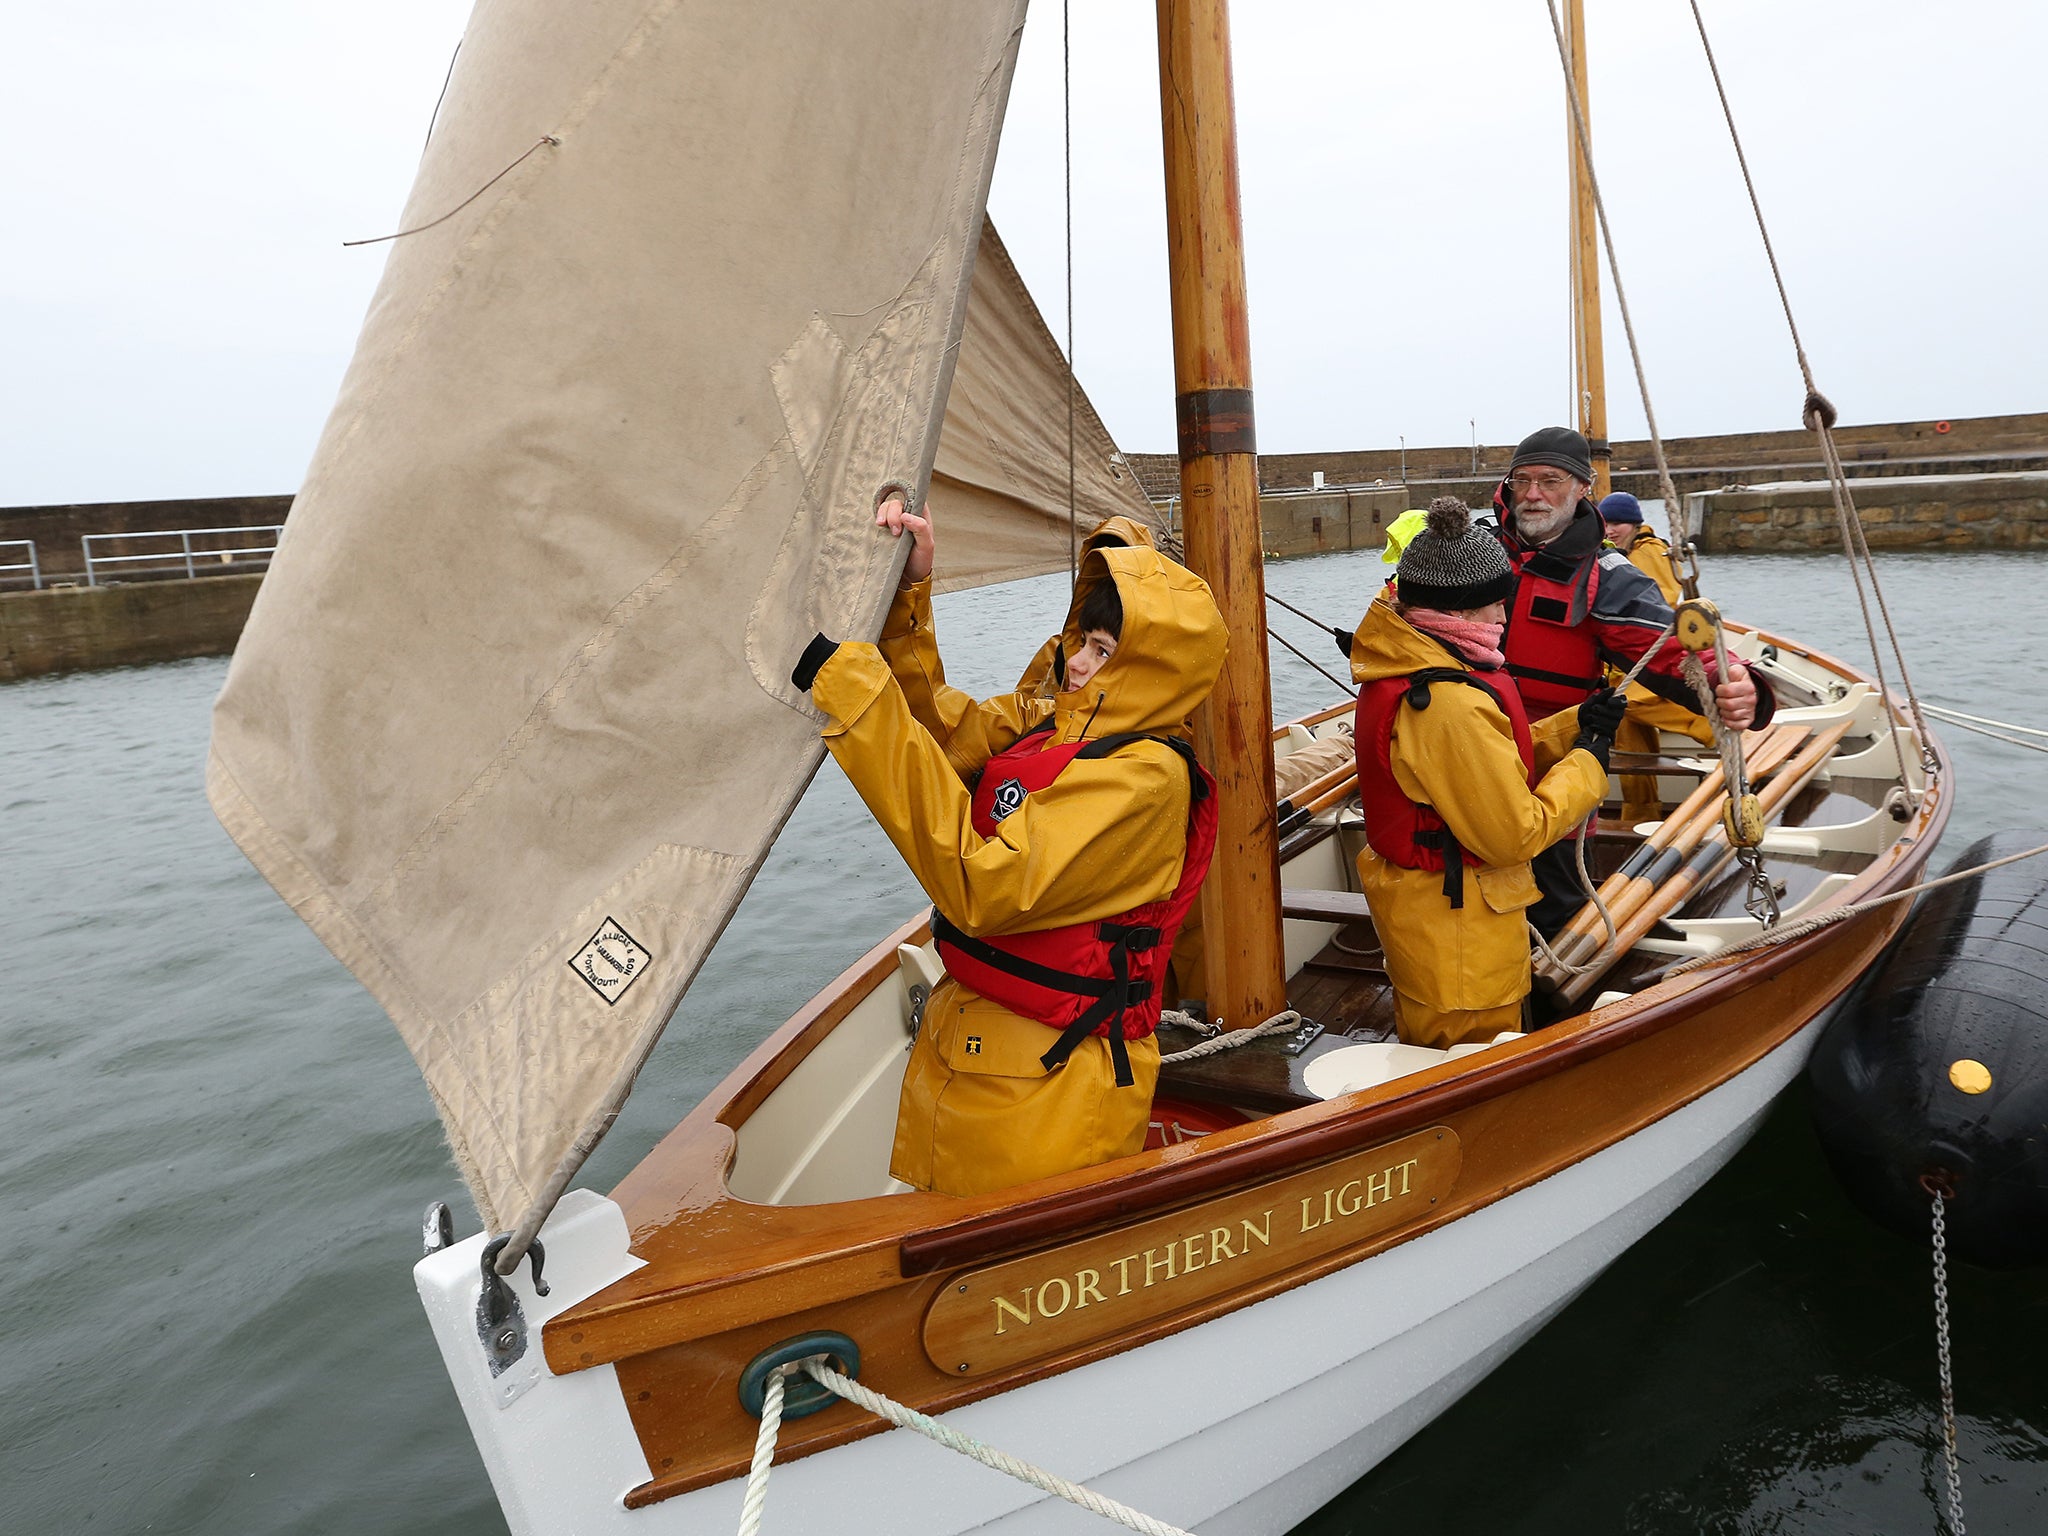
[417,1006,1832,1535]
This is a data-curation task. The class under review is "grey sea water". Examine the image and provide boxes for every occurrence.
[3,548,2045,1533]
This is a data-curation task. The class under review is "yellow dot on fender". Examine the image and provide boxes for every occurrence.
[1948,1059,1992,1095]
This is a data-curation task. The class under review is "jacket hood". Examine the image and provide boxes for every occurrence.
[1349,596,1476,685]
[1056,544,1226,737]
[1016,515,1161,696]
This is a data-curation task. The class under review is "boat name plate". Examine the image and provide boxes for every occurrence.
[922,1126,1460,1376]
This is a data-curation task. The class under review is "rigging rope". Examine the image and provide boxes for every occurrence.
[1662,838,2048,977]
[738,1358,1199,1536]
[1063,0,1078,590]
[1918,704,2048,757]
[1681,0,1937,789]
[1536,0,1696,593]
[1265,622,1357,698]
[343,136,559,248]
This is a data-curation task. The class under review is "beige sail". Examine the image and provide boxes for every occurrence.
[207,0,1151,1246]
[929,219,1153,589]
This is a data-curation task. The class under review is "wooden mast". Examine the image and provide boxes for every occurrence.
[1565,0,1611,500]
[1154,0,1286,1031]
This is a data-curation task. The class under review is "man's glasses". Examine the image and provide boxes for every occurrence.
[1508,471,1575,495]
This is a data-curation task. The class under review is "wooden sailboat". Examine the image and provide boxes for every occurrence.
[210,3,1948,1532]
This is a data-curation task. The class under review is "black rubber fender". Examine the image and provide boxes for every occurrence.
[1806,830,2048,1267]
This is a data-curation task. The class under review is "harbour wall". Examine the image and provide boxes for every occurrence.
[0,573,263,683]
[5,413,2046,678]
[1690,473,2048,553]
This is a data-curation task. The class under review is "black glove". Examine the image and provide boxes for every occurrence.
[1577,687,1627,738]
[1573,687,1625,769]
[790,633,840,692]
[1333,624,1356,661]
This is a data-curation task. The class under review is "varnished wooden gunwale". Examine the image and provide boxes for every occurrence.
[552,645,1951,1509]
[606,892,1928,1509]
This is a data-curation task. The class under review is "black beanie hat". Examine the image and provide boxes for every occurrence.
[1508,426,1594,485]
[1396,497,1515,611]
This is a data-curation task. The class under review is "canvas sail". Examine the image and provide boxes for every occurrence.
[208,0,1153,1250]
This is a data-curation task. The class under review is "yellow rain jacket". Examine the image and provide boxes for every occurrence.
[809,544,1227,1196]
[1348,600,1608,1049]
[883,514,1214,1006]
[1610,530,1713,821]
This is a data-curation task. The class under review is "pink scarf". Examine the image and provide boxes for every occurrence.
[1405,608,1505,670]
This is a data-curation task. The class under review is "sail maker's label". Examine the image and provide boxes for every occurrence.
[921,1128,1460,1377]
[568,917,651,1007]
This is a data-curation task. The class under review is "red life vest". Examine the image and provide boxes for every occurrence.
[932,722,1218,1087]
[1355,667,1535,910]
[1501,540,1606,720]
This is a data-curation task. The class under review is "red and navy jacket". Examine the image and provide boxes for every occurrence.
[931,722,1218,1087]
[1355,666,1536,910]
[1493,499,1776,726]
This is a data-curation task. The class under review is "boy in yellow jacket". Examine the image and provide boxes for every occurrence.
[792,497,1226,1197]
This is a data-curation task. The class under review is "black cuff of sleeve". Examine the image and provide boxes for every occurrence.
[792,633,840,692]
[1333,624,1355,660]
[1574,731,1613,770]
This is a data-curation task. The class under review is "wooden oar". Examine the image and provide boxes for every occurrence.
[1563,723,1808,966]
[1542,724,1809,979]
[1279,754,1357,811]
[1544,723,1802,972]
[1551,716,1856,1006]
[1302,768,1359,815]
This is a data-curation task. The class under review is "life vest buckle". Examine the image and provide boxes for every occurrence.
[1101,921,1162,951]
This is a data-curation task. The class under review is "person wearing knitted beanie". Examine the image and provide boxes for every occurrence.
[1491,426,1777,937]
[1348,497,1619,1049]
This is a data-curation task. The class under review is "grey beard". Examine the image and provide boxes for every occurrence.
[1514,502,1575,545]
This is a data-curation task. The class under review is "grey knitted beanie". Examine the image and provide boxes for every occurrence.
[1395,497,1515,611]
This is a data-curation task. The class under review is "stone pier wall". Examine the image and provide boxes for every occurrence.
[0,574,263,682]
[1690,473,2048,553]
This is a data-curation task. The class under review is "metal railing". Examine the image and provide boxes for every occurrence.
[0,539,42,591]
[80,525,283,586]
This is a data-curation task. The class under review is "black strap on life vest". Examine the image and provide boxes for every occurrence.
[1399,669,1504,911]
[936,731,1204,1087]
[928,910,1157,1086]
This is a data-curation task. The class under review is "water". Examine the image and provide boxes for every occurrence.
[3,549,2045,1533]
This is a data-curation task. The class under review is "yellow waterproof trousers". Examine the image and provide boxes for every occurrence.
[1391,996,1524,1051]
[891,977,1161,1197]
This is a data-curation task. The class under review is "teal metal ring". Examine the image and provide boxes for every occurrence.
[737,1331,862,1421]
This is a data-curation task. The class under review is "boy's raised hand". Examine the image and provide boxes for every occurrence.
[876,490,935,587]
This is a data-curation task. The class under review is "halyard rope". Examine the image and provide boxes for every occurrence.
[737,1358,1198,1536]
[1536,0,1694,592]
[1526,619,1685,976]
[1681,0,1936,789]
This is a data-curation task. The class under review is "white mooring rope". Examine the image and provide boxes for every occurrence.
[737,1357,1197,1536]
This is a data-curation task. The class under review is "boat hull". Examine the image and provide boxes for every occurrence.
[417,999,1831,1534]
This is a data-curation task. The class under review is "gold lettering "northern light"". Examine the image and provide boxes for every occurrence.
[922,1128,1459,1376]
[1296,1156,1420,1232]
[994,1214,1273,1334]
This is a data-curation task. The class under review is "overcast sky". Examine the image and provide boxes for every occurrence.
[5,1,2040,506]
